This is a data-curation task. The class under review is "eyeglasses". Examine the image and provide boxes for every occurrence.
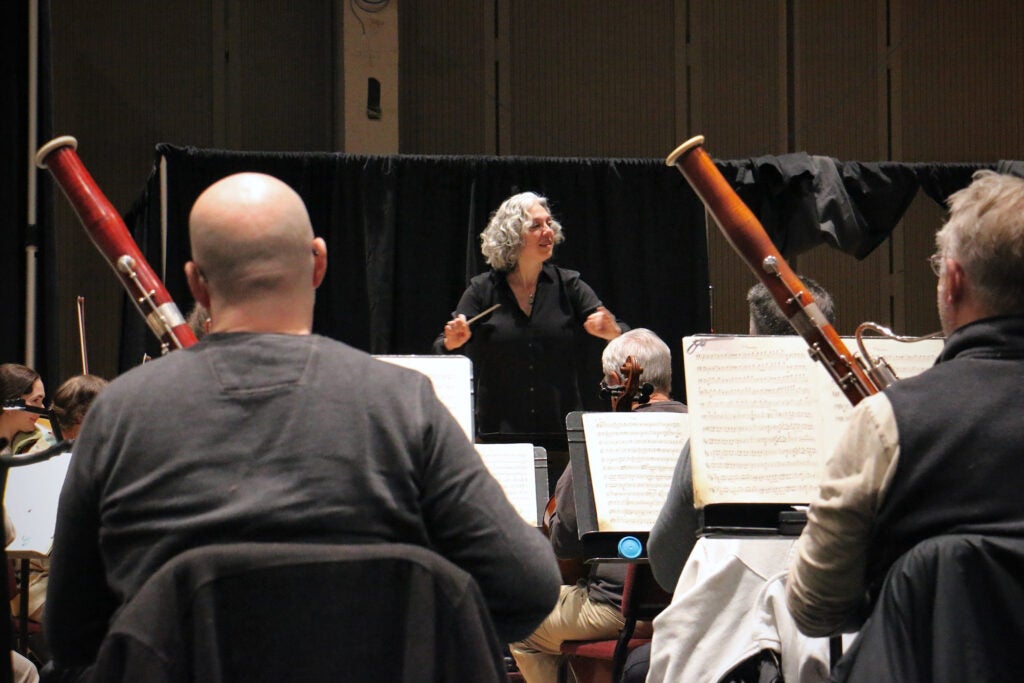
[928,253,944,277]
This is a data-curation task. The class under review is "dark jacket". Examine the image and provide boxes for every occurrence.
[82,543,509,683]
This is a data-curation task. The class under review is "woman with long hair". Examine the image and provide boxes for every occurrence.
[0,363,46,455]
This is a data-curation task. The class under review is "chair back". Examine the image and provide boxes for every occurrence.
[559,562,672,683]
[621,563,673,622]
[834,534,1024,683]
[87,542,507,683]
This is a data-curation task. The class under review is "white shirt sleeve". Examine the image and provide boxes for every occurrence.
[786,392,900,637]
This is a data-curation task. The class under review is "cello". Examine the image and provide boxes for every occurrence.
[543,356,646,584]
[600,355,651,413]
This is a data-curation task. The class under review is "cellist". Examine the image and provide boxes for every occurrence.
[510,328,687,683]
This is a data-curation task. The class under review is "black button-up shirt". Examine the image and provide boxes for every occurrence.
[435,264,622,440]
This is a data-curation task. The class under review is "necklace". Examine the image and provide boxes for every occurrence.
[513,271,536,306]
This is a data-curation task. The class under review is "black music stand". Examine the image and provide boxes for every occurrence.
[1,471,12,683]
[697,503,808,537]
[696,502,845,668]
[564,411,649,561]
[1,437,73,677]
[532,447,549,528]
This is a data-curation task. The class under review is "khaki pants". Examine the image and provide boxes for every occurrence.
[510,583,625,683]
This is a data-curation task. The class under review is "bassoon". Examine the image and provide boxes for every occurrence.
[36,136,197,353]
[666,135,883,406]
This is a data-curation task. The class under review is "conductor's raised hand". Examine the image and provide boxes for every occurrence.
[583,306,622,341]
[443,314,471,350]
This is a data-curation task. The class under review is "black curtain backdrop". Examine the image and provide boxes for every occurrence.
[123,145,1002,407]
[2,0,56,383]
[1,4,52,679]
[0,3,28,368]
[125,147,712,408]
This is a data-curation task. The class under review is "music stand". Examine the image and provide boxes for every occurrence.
[2,438,73,666]
[565,412,640,560]
[564,411,687,561]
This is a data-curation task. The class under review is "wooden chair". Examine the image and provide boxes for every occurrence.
[558,563,672,683]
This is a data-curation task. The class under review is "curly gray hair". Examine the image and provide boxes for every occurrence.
[479,192,565,271]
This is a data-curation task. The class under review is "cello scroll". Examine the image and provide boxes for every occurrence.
[599,355,653,412]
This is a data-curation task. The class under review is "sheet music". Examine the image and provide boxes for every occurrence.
[4,449,73,558]
[476,443,539,526]
[684,334,943,506]
[375,355,473,440]
[581,412,690,532]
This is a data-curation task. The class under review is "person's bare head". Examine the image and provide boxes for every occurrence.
[185,173,327,334]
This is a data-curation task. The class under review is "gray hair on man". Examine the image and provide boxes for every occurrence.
[937,170,1024,316]
[747,275,835,335]
[601,328,673,395]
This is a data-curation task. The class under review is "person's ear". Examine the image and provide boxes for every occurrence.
[185,261,211,308]
[312,238,328,289]
[944,258,966,305]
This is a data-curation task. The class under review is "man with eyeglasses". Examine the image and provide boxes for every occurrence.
[787,171,1024,676]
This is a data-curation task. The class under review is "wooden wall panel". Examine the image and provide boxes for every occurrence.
[506,0,678,157]
[48,0,334,381]
[231,0,336,151]
[792,1,887,159]
[889,0,1024,335]
[795,242,891,336]
[891,194,945,336]
[37,0,1024,380]
[790,0,890,336]
[893,0,1024,162]
[399,0,490,154]
[688,1,787,334]
[51,1,217,381]
[687,1,786,158]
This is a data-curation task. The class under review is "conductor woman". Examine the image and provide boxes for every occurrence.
[434,191,624,445]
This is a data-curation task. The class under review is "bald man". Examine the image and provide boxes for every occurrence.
[45,173,561,676]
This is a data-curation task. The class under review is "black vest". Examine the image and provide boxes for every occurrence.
[867,316,1024,594]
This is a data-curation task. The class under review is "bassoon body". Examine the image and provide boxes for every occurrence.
[666,135,882,406]
[36,136,197,352]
